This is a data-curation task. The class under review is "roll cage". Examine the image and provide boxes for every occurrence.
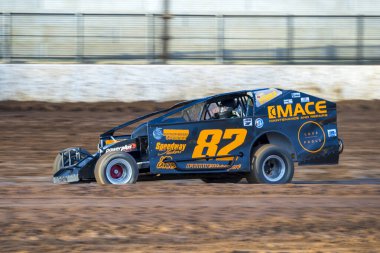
[101,90,256,139]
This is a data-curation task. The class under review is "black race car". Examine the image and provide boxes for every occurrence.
[53,88,343,184]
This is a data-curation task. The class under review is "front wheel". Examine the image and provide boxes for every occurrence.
[246,144,294,184]
[95,151,138,185]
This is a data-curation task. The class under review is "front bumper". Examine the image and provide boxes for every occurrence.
[53,148,96,183]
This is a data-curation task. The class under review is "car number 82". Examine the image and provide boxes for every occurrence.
[192,128,247,161]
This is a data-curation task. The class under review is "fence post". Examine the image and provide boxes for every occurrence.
[217,15,224,64]
[161,0,171,64]
[3,13,12,63]
[287,15,294,63]
[1,13,4,62]
[147,14,156,63]
[356,15,364,64]
[76,13,84,63]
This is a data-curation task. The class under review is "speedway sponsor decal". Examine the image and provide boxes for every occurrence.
[186,163,241,170]
[153,128,189,141]
[301,97,310,103]
[298,121,326,153]
[163,129,189,141]
[156,142,186,155]
[156,156,176,169]
[105,143,137,153]
[254,88,282,107]
[283,99,293,105]
[268,100,328,123]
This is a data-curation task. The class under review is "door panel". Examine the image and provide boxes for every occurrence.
[148,118,254,174]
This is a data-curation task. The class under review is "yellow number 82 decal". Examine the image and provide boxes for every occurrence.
[192,128,247,161]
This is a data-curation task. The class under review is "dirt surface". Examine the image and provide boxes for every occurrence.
[0,100,380,252]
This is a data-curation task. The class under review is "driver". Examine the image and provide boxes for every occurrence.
[217,99,238,119]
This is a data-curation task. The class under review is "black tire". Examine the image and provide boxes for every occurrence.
[201,175,242,184]
[52,148,91,174]
[246,144,294,184]
[95,151,138,185]
[52,153,63,174]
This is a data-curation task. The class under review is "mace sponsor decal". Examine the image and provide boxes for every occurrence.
[268,100,328,123]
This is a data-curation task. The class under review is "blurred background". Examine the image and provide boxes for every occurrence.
[1,0,380,64]
[0,1,380,252]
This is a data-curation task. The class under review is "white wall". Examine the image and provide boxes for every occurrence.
[0,65,379,102]
[1,0,380,15]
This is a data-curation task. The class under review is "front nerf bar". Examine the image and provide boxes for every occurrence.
[53,147,95,183]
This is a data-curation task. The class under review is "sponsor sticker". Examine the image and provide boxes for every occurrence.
[153,127,163,140]
[255,118,264,128]
[163,129,189,141]
[284,99,293,105]
[186,163,241,170]
[105,143,137,153]
[327,129,337,137]
[254,88,282,107]
[243,118,253,126]
[156,142,186,155]
[268,100,328,123]
[105,139,119,145]
[156,156,176,169]
[301,97,310,103]
[291,92,301,98]
[298,121,326,153]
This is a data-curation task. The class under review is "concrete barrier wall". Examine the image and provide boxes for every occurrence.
[0,64,379,102]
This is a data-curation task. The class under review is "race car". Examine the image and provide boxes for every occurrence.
[53,88,343,184]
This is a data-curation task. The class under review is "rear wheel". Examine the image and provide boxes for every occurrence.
[95,151,138,185]
[247,144,294,184]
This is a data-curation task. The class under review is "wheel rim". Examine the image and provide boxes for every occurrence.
[262,155,286,182]
[105,158,132,184]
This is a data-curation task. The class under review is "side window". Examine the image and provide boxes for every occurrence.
[204,102,219,120]
[159,102,205,123]
[181,102,205,122]
[202,95,254,120]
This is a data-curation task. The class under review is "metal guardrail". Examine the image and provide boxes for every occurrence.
[0,13,379,64]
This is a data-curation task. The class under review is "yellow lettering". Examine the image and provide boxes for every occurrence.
[268,106,276,119]
[305,102,315,115]
[293,103,306,116]
[277,104,292,118]
[316,101,327,114]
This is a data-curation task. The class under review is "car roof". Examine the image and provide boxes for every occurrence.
[191,88,280,103]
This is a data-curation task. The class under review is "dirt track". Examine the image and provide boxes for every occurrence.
[0,100,380,252]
